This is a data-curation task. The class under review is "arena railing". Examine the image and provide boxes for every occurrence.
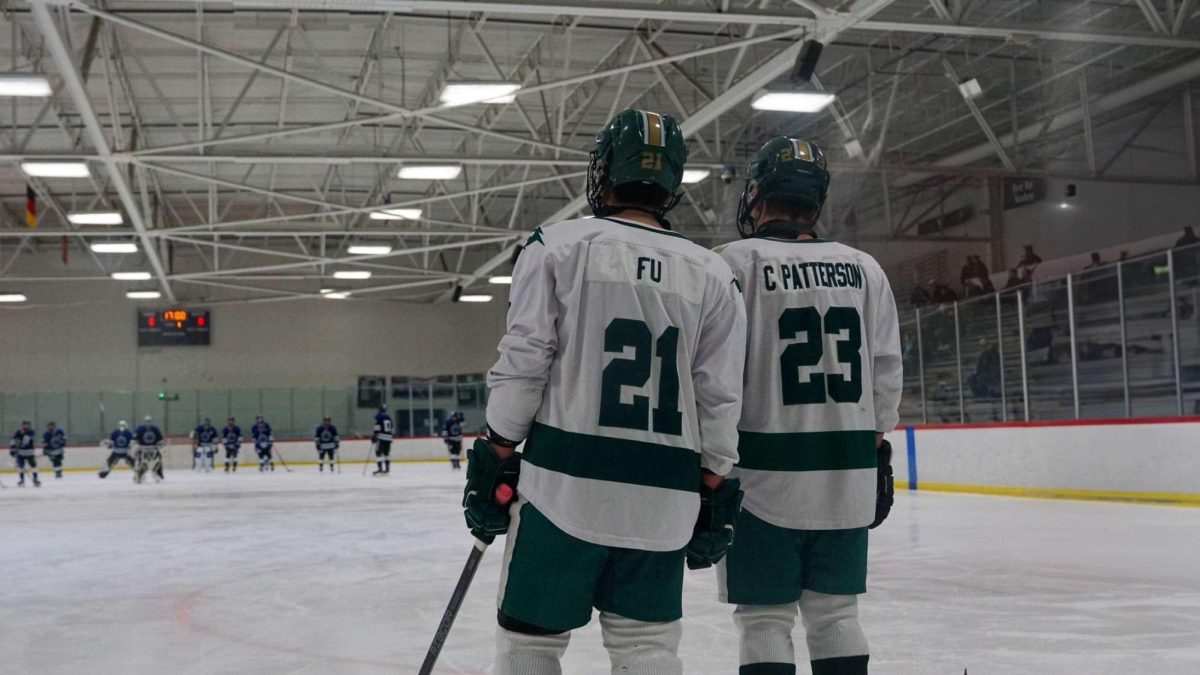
[900,242,1200,424]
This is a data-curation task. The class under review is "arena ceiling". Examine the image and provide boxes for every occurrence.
[1,0,1199,305]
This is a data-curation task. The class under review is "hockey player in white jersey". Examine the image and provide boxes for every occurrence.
[714,137,902,675]
[465,109,748,675]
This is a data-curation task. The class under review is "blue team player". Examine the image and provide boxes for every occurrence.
[441,411,464,471]
[99,420,135,478]
[133,415,166,484]
[221,417,243,473]
[250,416,274,472]
[191,418,219,472]
[10,420,40,487]
[42,421,67,480]
[371,405,394,476]
[314,416,339,473]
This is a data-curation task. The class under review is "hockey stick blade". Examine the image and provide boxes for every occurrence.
[418,537,488,675]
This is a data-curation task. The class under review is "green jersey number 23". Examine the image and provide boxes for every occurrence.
[778,306,863,405]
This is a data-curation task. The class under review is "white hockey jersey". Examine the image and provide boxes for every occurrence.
[487,216,747,552]
[717,236,902,530]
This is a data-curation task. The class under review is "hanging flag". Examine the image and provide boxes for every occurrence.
[61,235,69,265]
[25,185,37,228]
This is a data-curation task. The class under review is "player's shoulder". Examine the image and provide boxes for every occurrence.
[711,237,760,262]
[826,241,887,276]
[525,218,591,247]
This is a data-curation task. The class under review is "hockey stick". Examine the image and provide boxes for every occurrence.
[418,484,514,675]
[273,446,292,473]
[335,447,342,474]
[362,440,376,476]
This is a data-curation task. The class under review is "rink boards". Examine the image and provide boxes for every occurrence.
[888,418,1200,506]
[0,435,479,472]
[8,421,1200,506]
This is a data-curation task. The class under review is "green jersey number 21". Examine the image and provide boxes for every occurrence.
[779,306,863,405]
[598,318,683,435]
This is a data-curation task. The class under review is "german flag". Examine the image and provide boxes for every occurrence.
[25,184,37,228]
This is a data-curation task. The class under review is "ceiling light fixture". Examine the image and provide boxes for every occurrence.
[68,211,123,226]
[333,270,372,280]
[125,291,161,300]
[20,161,90,178]
[369,208,422,221]
[322,292,350,300]
[458,294,494,303]
[439,82,521,106]
[749,90,836,113]
[397,165,462,181]
[347,245,393,255]
[111,271,152,281]
[681,169,711,184]
[0,74,52,97]
[488,276,513,285]
[90,242,139,254]
[0,293,27,303]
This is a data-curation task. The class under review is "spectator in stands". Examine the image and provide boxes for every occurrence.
[1174,227,1199,282]
[1081,251,1116,304]
[931,281,959,304]
[961,255,992,297]
[1017,245,1042,282]
[960,257,979,296]
[1176,226,1199,248]
[1119,250,1155,287]
[974,256,995,293]
[967,339,1001,399]
[910,283,933,307]
[1004,269,1024,290]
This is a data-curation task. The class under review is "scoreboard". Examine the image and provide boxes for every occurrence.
[137,309,211,346]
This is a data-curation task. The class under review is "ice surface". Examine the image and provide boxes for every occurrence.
[2,464,1199,674]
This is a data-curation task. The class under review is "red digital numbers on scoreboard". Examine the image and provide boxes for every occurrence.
[137,308,211,346]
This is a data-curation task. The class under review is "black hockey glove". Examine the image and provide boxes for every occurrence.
[685,477,744,570]
[869,440,895,530]
[463,438,521,544]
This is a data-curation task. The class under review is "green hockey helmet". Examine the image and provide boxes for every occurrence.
[736,136,830,238]
[587,108,688,223]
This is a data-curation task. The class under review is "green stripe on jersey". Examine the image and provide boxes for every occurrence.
[524,422,701,492]
[735,430,876,472]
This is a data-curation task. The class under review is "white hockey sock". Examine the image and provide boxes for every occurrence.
[495,625,570,675]
[798,592,868,661]
[734,603,799,667]
[599,612,683,675]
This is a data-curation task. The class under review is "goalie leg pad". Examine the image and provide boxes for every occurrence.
[599,611,683,675]
[799,592,867,665]
[734,603,798,672]
[495,624,570,675]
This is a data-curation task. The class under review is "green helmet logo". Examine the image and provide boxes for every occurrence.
[587,109,688,221]
[736,136,830,238]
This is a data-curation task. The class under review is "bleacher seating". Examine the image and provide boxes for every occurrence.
[899,243,1200,423]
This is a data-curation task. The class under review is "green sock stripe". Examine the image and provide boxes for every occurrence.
[740,664,797,675]
[811,654,869,675]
